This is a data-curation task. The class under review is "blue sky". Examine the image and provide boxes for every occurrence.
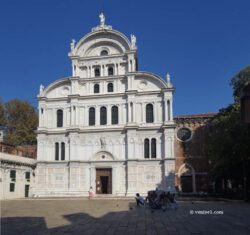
[0,0,249,116]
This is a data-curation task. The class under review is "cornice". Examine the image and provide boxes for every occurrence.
[36,124,173,135]
[79,75,125,82]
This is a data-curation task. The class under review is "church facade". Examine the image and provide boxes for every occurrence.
[35,14,176,197]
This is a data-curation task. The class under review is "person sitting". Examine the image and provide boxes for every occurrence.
[170,193,179,209]
[135,193,145,207]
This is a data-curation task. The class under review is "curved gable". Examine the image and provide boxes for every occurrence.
[74,30,132,57]
[134,72,167,91]
[42,78,71,99]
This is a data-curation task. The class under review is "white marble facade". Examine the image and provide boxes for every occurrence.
[35,14,176,197]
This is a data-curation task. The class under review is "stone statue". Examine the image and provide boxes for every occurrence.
[166,73,172,88]
[70,39,75,52]
[40,84,44,95]
[131,34,136,47]
[99,12,105,26]
[100,137,106,149]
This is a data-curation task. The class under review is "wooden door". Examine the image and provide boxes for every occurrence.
[96,168,112,194]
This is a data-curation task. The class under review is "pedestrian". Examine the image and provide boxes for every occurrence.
[135,193,145,207]
[89,186,93,199]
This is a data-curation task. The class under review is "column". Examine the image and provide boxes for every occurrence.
[142,103,146,123]
[118,104,122,124]
[100,64,103,77]
[170,99,173,121]
[157,138,161,158]
[133,102,136,123]
[114,64,117,75]
[86,66,89,78]
[63,107,66,127]
[117,79,121,92]
[128,102,131,123]
[90,167,96,193]
[116,64,119,75]
[103,81,107,94]
[164,99,168,122]
[115,80,118,92]
[84,106,88,126]
[70,106,73,126]
[153,102,156,123]
[87,83,90,94]
[107,105,111,125]
[75,106,79,126]
[132,59,135,72]
[112,167,117,195]
[39,109,42,127]
[52,109,56,128]
[96,106,100,126]
[89,66,92,77]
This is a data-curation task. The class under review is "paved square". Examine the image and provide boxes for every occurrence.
[1,199,250,235]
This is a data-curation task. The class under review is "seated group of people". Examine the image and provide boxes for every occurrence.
[135,190,179,210]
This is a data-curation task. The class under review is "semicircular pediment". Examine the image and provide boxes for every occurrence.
[134,72,168,91]
[74,30,131,57]
[92,151,114,161]
[85,41,123,57]
[42,78,71,98]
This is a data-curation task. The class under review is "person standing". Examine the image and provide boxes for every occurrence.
[89,186,93,199]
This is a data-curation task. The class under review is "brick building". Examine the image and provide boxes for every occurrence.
[174,113,217,194]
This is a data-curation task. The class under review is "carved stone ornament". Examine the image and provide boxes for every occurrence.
[131,34,136,47]
[40,84,44,95]
[92,12,112,32]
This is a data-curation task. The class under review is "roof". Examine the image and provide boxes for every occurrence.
[175,113,217,118]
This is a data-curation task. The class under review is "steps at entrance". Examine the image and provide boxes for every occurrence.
[94,195,134,200]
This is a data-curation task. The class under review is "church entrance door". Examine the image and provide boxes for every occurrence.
[96,168,112,194]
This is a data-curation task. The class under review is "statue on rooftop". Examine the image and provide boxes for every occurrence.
[70,39,75,52]
[166,73,172,88]
[131,34,136,47]
[99,12,105,26]
[40,84,44,95]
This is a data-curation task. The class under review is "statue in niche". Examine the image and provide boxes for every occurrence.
[131,34,136,47]
[70,39,75,52]
[100,137,106,149]
[40,84,44,95]
[99,12,105,26]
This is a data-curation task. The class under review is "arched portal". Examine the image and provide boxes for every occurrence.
[178,163,196,193]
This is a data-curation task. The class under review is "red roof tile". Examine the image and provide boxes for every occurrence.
[175,113,217,118]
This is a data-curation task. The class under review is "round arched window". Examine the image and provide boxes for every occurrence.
[177,128,192,142]
[100,50,108,56]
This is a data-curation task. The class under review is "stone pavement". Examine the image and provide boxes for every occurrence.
[1,198,250,235]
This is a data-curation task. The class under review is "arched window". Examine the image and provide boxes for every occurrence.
[111,106,118,124]
[57,109,63,127]
[146,104,154,123]
[167,100,170,121]
[95,68,100,77]
[144,139,149,158]
[55,143,59,161]
[108,83,113,92]
[89,107,95,126]
[151,138,156,158]
[61,142,65,161]
[100,50,108,56]
[94,84,100,93]
[108,67,114,76]
[100,106,107,125]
